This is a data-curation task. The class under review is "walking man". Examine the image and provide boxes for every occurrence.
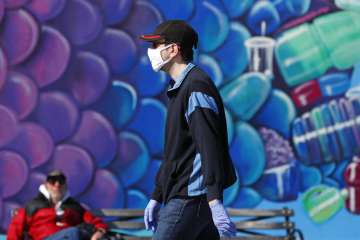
[140,20,237,240]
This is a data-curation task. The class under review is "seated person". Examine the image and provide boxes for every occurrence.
[7,170,108,240]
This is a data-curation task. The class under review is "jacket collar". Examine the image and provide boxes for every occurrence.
[167,63,195,93]
[39,184,70,215]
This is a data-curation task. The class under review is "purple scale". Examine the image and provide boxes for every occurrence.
[121,0,163,53]
[25,0,66,22]
[0,1,4,24]
[0,151,28,199]
[7,122,54,169]
[92,0,132,25]
[0,48,7,91]
[71,110,117,168]
[52,0,102,45]
[4,0,29,9]
[92,28,137,75]
[14,172,45,204]
[23,26,70,88]
[0,105,18,148]
[0,9,38,66]
[0,71,38,120]
[0,201,21,231]
[67,52,110,106]
[52,144,95,196]
[0,200,2,225]
[79,169,125,209]
[35,92,79,143]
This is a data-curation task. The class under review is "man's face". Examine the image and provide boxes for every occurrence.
[151,42,163,49]
[147,41,181,72]
[152,42,179,61]
[45,175,67,203]
[152,43,168,60]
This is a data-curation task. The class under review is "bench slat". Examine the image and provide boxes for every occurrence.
[229,237,291,240]
[93,209,144,217]
[227,208,294,217]
[108,221,145,229]
[235,221,294,230]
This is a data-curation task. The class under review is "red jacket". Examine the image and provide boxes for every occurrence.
[7,194,107,240]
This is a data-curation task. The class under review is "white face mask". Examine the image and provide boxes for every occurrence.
[147,44,173,72]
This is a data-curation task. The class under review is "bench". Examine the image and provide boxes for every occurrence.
[92,207,304,240]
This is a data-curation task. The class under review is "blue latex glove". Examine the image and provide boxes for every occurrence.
[144,199,161,232]
[209,200,237,237]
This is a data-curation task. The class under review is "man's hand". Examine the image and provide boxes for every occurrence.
[90,228,106,240]
[209,199,236,237]
[144,199,161,232]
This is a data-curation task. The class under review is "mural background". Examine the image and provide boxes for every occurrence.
[1,0,360,239]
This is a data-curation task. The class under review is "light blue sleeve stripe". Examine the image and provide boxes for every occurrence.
[188,153,207,196]
[185,92,219,123]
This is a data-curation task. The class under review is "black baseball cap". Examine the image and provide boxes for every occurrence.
[46,169,66,185]
[139,20,198,49]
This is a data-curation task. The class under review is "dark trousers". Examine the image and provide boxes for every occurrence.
[153,195,220,240]
[45,227,80,240]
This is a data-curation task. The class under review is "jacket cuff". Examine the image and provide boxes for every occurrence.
[151,188,163,203]
[206,183,223,202]
[94,222,108,231]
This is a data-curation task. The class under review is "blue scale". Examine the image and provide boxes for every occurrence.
[301,113,323,165]
[349,97,360,153]
[320,104,343,162]
[328,100,352,159]
[318,73,350,97]
[292,118,311,165]
[343,98,360,154]
[338,98,357,156]
[310,107,333,163]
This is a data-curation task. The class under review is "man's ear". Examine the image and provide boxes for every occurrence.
[170,44,180,58]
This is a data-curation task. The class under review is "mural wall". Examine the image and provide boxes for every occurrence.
[1,0,360,239]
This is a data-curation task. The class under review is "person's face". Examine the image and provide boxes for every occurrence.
[152,42,180,63]
[45,175,67,202]
[147,41,181,72]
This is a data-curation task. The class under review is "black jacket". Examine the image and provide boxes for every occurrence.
[152,64,237,203]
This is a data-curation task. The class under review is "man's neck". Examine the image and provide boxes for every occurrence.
[167,62,188,80]
[51,198,61,206]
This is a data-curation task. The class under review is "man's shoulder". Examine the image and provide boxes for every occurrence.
[63,197,82,207]
[186,66,217,94]
[187,66,210,82]
[24,194,84,216]
[63,197,85,212]
[64,197,80,204]
[25,193,50,216]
